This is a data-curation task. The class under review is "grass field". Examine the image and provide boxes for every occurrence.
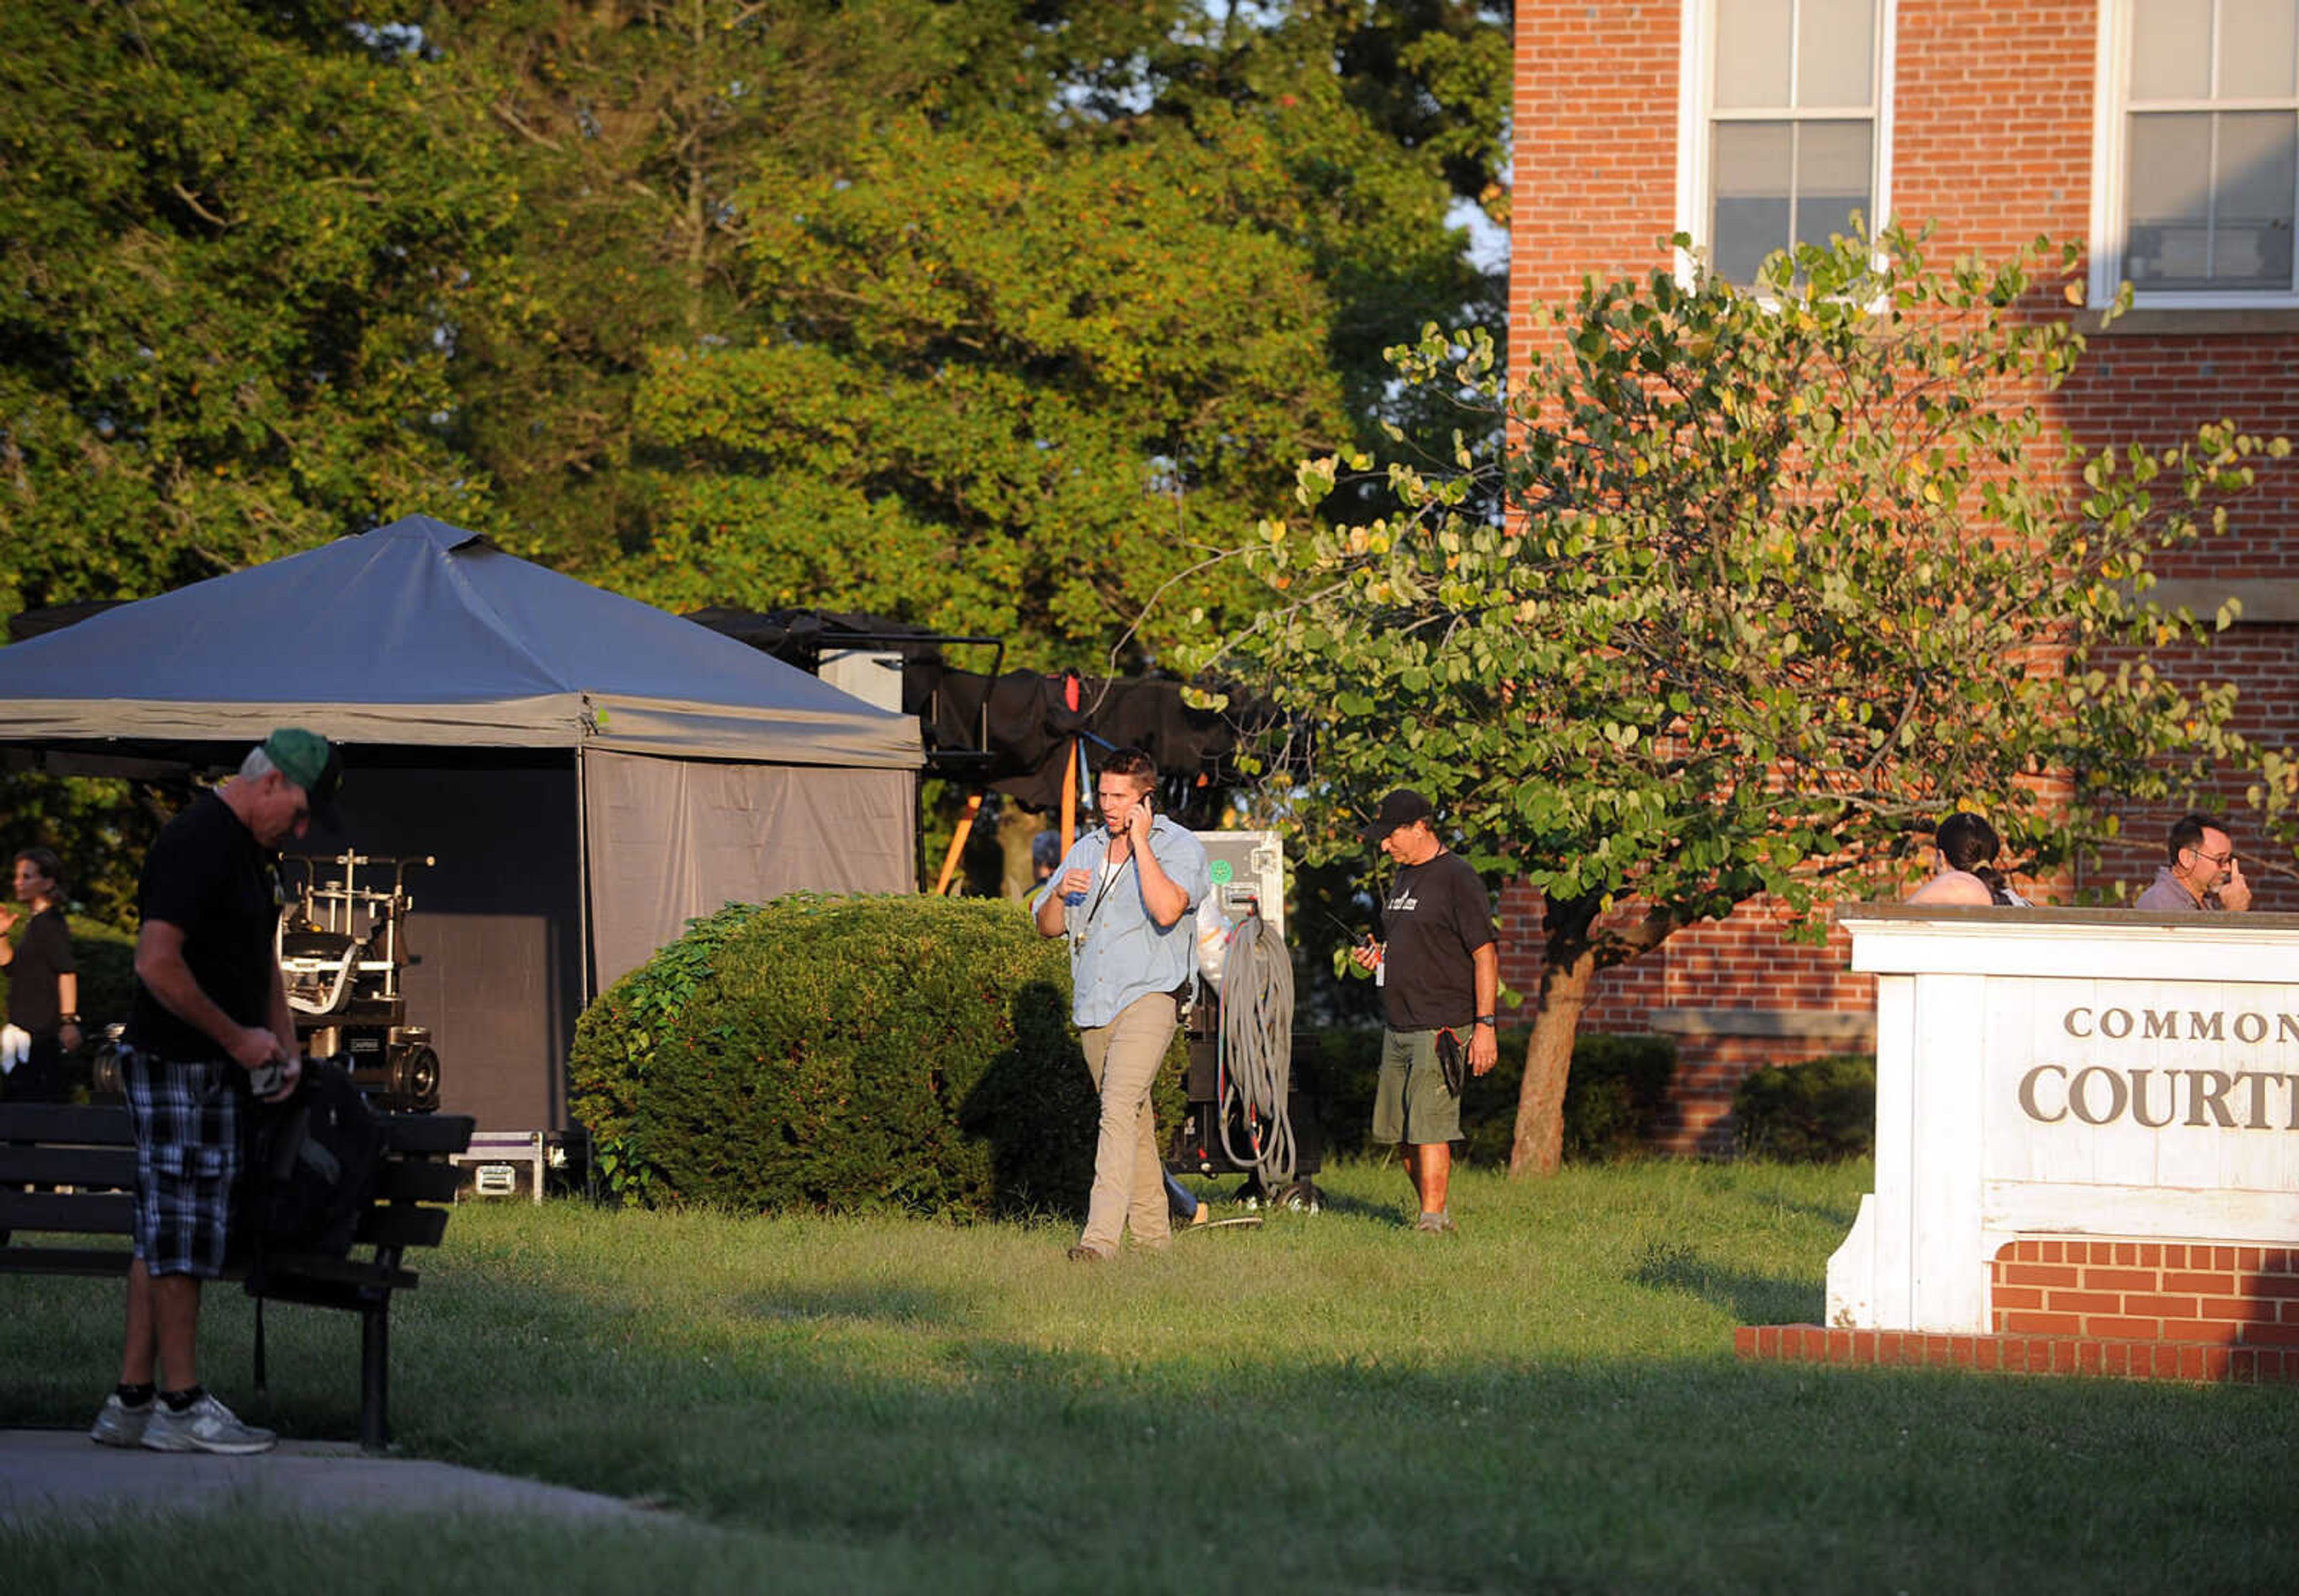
[5,1155,2295,1593]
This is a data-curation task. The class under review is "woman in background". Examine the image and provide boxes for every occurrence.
[1906,813,2030,907]
[0,847,81,1102]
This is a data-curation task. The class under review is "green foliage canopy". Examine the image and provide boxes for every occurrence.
[0,2,512,617]
[1208,228,2288,1174]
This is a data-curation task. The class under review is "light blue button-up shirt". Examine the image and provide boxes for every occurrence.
[1033,817,1210,1029]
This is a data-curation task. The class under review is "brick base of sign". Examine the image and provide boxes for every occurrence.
[1737,1239,2299,1383]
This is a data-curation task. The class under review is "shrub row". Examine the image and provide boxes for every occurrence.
[568,894,1182,1217]
[1730,1053,1878,1161]
[1306,1025,1678,1164]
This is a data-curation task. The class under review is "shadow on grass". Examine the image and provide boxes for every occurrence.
[1630,1238,1820,1327]
[730,1282,976,1329]
[8,1220,2299,1596]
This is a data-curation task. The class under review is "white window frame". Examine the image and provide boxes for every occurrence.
[1674,0,1900,286]
[2088,0,2299,308]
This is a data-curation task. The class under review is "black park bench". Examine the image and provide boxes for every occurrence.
[0,1102,474,1451]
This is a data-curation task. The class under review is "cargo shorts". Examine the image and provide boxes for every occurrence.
[121,1050,243,1279]
[1371,1027,1463,1147]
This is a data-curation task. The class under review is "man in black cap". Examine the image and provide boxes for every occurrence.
[88,727,342,1455]
[1351,789,1498,1233]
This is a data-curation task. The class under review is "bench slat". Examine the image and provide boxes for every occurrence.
[0,1105,135,1144]
[381,1115,475,1155]
[259,1257,418,1295]
[353,1204,449,1249]
[0,1246,134,1275]
[377,1160,465,1203]
[0,1146,138,1187]
[0,1191,135,1232]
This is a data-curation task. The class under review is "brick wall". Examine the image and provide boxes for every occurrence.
[1992,1238,2299,1347]
[1509,1,2299,1143]
[1736,1237,2299,1382]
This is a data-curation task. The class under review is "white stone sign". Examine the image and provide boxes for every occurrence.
[1828,906,2299,1333]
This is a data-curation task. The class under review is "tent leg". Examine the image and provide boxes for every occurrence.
[933,794,984,896]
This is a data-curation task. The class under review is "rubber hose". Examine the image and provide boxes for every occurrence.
[1216,912,1296,1189]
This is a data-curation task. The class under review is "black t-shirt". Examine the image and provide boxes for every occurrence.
[126,791,280,1061]
[5,905,75,1033]
[1378,849,1496,1031]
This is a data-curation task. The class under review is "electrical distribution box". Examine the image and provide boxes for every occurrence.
[1190,829,1285,944]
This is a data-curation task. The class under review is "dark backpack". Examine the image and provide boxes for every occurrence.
[244,1058,383,1263]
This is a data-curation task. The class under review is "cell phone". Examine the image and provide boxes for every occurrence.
[247,1061,285,1097]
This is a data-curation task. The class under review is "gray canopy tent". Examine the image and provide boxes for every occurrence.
[0,515,922,1134]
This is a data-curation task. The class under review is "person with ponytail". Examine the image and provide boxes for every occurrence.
[1906,812,2030,906]
[0,846,80,1103]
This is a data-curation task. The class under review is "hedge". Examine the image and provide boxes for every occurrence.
[1308,1025,1677,1164]
[1730,1053,1878,1161]
[568,894,1183,1217]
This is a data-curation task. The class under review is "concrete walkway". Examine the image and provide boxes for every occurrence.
[0,1427,674,1525]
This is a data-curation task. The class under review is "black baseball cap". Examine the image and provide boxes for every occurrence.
[1361,788,1434,843]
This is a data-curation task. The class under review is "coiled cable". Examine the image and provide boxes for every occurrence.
[1216,910,1296,1190]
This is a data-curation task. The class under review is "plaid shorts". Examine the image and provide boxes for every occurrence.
[121,1049,244,1279]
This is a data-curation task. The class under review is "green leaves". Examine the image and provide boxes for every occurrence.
[1225,223,2285,971]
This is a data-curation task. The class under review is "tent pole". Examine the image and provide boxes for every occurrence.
[1059,738,1078,857]
[933,793,984,896]
[575,744,594,1005]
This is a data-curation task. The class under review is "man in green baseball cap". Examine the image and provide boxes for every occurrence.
[88,726,345,1457]
[259,727,344,834]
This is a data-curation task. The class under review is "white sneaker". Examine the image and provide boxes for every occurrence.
[88,1393,153,1448]
[139,1392,276,1455]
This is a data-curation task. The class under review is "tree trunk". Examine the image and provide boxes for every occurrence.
[1507,940,1598,1179]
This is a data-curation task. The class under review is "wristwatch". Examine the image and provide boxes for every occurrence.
[1473,1015,1496,1027]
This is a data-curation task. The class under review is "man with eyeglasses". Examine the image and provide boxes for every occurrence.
[88,728,342,1455]
[2133,811,2252,913]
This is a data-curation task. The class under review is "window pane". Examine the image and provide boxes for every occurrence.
[1795,121,1875,245]
[2127,113,2214,285]
[1798,0,1875,107]
[1713,121,1794,281]
[1716,0,1793,110]
[2130,0,2212,100]
[2219,0,2299,99]
[2212,111,2297,284]
[2128,111,2216,222]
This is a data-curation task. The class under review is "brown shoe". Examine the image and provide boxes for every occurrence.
[1066,1244,1106,1261]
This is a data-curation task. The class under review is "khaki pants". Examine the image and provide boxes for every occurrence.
[1078,992,1177,1256]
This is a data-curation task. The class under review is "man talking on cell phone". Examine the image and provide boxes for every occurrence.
[87,728,341,1456]
[1033,747,1209,1261]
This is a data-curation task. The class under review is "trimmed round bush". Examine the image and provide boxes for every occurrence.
[1731,1052,1877,1161]
[569,894,1184,1216]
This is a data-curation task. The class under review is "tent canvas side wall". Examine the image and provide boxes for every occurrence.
[580,751,915,994]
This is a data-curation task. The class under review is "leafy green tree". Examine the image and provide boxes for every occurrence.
[626,105,1351,664]
[0,2,514,615]
[421,0,1507,667]
[1206,229,2286,1176]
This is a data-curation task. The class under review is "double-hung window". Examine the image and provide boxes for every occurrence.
[1678,0,1895,284]
[2092,1,2299,305]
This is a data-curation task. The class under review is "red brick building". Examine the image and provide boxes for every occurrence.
[1507,1,2299,1148]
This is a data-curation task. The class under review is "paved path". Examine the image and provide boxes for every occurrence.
[0,1427,672,1525]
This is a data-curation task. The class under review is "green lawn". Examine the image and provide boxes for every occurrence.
[6,1156,2294,1593]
